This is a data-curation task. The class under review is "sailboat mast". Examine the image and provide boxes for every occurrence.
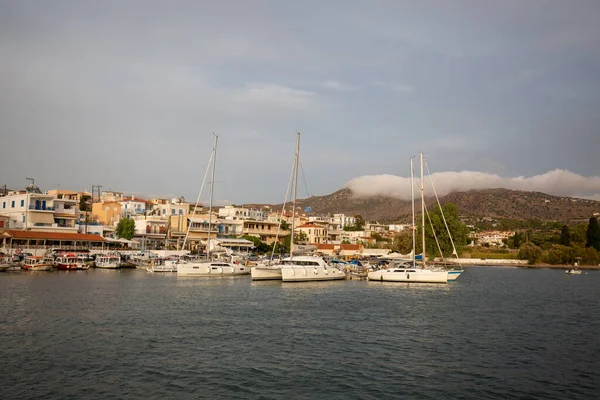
[411,157,416,269]
[420,152,425,265]
[207,133,218,260]
[290,132,300,260]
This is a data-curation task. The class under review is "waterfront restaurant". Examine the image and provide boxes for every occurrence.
[1,229,105,250]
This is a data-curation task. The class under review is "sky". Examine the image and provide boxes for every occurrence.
[1,0,600,204]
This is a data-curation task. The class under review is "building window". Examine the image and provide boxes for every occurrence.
[2,202,4,208]
[22,215,26,222]
[11,201,15,208]
[20,200,24,207]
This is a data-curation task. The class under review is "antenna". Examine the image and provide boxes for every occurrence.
[26,177,35,187]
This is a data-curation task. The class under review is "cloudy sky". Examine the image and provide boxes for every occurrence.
[1,0,599,204]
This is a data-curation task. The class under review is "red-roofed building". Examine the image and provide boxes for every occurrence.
[1,229,105,251]
[296,222,328,244]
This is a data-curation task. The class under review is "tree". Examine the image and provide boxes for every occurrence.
[79,195,91,211]
[559,225,571,246]
[510,232,524,249]
[295,230,308,243]
[115,218,136,240]
[353,214,365,230]
[585,216,600,251]
[419,202,469,258]
[518,242,542,265]
[279,219,289,230]
[391,230,413,254]
[543,244,574,265]
[570,224,588,245]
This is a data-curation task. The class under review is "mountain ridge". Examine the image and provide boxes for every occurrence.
[244,188,600,223]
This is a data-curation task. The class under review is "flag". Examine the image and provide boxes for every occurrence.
[304,206,312,213]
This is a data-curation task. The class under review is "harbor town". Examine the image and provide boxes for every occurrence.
[3,178,599,279]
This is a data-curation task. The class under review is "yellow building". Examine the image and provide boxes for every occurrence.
[168,214,218,251]
[92,202,122,226]
[295,222,328,244]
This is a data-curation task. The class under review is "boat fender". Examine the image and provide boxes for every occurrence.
[314,269,318,275]
[380,275,383,282]
[407,273,410,280]
[325,269,328,275]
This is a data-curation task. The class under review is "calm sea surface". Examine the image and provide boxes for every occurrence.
[1,267,598,399]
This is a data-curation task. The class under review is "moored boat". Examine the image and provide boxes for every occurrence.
[177,261,250,276]
[368,263,448,283]
[95,253,121,269]
[251,264,283,280]
[22,256,53,271]
[55,254,80,270]
[280,255,346,282]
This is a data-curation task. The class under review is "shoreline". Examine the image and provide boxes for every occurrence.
[462,263,600,270]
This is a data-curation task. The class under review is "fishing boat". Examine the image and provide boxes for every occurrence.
[177,134,250,277]
[22,256,54,271]
[565,268,582,275]
[95,253,121,269]
[56,254,85,270]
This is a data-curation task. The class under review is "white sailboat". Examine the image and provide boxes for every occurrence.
[251,132,300,281]
[178,134,250,277]
[368,154,449,283]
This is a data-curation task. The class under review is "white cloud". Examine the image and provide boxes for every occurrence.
[232,83,316,110]
[373,80,414,93]
[344,169,600,200]
[321,80,355,91]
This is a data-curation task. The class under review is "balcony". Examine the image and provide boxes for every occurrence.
[54,207,76,215]
[29,205,54,211]
[243,228,289,237]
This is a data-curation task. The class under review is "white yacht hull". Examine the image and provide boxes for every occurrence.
[368,269,448,283]
[177,262,250,276]
[95,263,119,269]
[565,269,582,275]
[147,265,177,273]
[251,266,282,281]
[447,270,463,282]
[281,266,346,282]
[27,265,53,271]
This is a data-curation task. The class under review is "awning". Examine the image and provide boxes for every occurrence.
[27,212,55,224]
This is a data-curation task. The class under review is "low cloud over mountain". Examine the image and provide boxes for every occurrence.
[344,169,600,201]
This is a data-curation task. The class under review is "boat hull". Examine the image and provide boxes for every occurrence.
[23,264,53,271]
[95,264,119,269]
[281,267,346,282]
[447,270,463,282]
[177,262,250,277]
[368,269,448,283]
[251,266,282,281]
[147,265,176,273]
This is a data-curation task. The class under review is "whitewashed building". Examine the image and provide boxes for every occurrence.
[218,205,268,221]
